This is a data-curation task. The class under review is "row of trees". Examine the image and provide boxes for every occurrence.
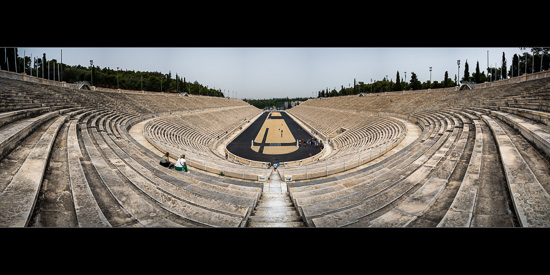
[62,64,224,96]
[244,97,310,109]
[317,48,550,98]
[2,48,549,99]
[0,48,225,97]
[318,71,458,98]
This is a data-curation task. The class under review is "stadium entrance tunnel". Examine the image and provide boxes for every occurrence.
[226,111,322,165]
[74,81,92,90]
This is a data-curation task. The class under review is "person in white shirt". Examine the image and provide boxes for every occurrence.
[175,154,189,173]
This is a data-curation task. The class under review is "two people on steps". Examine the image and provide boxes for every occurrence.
[160,152,189,173]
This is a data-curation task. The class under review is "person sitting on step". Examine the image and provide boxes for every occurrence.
[159,152,175,169]
[175,154,189,173]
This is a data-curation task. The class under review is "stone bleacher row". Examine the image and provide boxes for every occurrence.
[144,101,408,182]
[2,72,550,227]
[287,105,364,140]
[322,116,405,157]
[0,76,262,227]
[146,106,261,155]
[277,112,408,181]
[142,105,272,180]
[287,107,469,226]
[284,76,550,227]
[79,109,262,227]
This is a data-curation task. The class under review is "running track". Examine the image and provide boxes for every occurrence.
[226,111,322,164]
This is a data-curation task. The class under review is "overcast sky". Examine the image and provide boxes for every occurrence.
[18,47,526,99]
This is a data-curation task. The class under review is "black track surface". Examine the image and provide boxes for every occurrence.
[226,111,322,164]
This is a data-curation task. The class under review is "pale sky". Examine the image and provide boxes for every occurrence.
[18,47,526,99]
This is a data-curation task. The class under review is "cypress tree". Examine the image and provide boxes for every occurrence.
[475,61,480,83]
[184,78,187,94]
[394,71,402,91]
[511,54,519,77]
[463,60,470,82]
[501,52,507,79]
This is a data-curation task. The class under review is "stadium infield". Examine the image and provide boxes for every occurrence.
[226,111,322,164]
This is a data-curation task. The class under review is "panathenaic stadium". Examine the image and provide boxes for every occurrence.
[1,69,550,228]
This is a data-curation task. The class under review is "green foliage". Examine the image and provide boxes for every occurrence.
[462,60,470,82]
[60,65,224,97]
[3,49,225,97]
[314,48,550,96]
[244,97,309,109]
[409,72,422,90]
[394,71,402,91]
[474,62,481,83]
[6,47,550,99]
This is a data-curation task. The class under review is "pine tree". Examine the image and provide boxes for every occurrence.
[409,72,422,90]
[444,71,449,87]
